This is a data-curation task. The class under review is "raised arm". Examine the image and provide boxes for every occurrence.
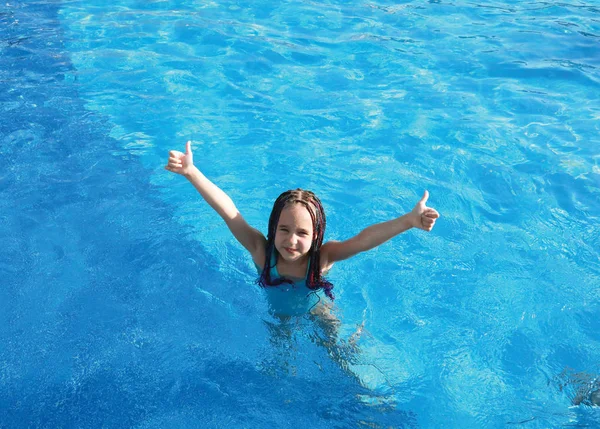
[321,191,439,266]
[165,141,266,260]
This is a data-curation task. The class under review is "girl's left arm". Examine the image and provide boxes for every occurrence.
[320,191,439,266]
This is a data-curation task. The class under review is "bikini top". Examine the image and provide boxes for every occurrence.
[255,253,322,317]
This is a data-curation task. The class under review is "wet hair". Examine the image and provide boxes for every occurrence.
[257,189,334,300]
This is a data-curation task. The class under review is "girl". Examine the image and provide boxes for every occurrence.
[165,141,440,317]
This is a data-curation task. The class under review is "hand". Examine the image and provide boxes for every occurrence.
[410,190,440,231]
[165,141,194,176]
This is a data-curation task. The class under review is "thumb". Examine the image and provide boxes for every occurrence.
[185,140,192,155]
[418,190,429,206]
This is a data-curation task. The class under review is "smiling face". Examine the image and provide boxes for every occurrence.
[274,202,314,262]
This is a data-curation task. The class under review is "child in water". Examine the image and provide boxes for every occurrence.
[165,141,440,317]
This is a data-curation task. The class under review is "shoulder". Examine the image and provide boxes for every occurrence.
[319,241,338,274]
[252,243,267,269]
[320,236,364,264]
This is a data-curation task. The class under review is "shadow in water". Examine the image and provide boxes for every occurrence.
[557,367,600,408]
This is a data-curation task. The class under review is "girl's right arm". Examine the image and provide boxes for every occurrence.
[165,141,266,264]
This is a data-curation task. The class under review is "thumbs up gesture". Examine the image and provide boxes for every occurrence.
[165,141,194,176]
[410,191,439,231]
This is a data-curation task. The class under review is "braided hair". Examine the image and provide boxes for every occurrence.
[257,189,334,300]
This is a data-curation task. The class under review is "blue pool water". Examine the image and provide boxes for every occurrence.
[1,0,599,427]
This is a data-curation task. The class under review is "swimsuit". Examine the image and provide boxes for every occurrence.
[255,253,322,316]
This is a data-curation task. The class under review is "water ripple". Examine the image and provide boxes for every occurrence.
[3,0,596,427]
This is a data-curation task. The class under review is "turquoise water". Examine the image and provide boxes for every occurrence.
[1,0,599,427]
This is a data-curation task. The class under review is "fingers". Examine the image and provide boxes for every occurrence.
[166,143,192,174]
[166,157,183,172]
[167,150,184,168]
[418,190,429,205]
[166,163,181,171]
[421,212,437,232]
[422,217,435,228]
[425,208,440,219]
[166,161,183,170]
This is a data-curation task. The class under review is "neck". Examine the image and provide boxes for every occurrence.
[276,252,310,278]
